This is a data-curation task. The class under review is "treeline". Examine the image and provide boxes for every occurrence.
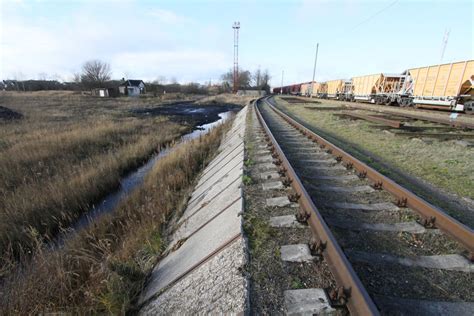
[220,68,271,93]
[1,59,272,94]
[1,80,80,92]
[0,79,225,95]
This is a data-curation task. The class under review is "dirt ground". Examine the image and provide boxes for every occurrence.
[131,101,241,126]
[0,106,22,120]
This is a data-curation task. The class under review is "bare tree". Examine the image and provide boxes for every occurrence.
[221,68,252,90]
[261,69,271,94]
[37,72,48,81]
[72,72,81,83]
[253,68,262,87]
[80,60,112,89]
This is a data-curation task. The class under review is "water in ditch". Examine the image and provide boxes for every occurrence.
[60,110,234,242]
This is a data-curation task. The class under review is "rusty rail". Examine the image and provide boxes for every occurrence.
[264,98,474,256]
[338,111,403,128]
[255,100,380,316]
[385,112,474,129]
[392,131,474,139]
[342,106,474,130]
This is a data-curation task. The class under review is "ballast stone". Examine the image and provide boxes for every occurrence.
[284,288,336,316]
[262,181,284,190]
[281,244,314,262]
[270,215,305,228]
[266,196,291,207]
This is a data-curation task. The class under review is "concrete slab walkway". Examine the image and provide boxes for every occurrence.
[139,105,249,314]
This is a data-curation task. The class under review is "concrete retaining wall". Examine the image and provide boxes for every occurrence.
[139,105,249,314]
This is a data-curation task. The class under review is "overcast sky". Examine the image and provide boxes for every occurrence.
[1,0,472,86]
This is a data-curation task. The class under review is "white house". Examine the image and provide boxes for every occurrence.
[119,80,146,96]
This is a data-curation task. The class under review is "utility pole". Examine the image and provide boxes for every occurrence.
[280,70,284,94]
[232,21,240,93]
[440,29,450,63]
[310,43,319,97]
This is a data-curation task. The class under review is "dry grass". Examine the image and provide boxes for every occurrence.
[275,96,474,200]
[0,120,227,314]
[0,91,189,271]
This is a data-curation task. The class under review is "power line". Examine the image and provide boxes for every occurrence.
[349,0,399,33]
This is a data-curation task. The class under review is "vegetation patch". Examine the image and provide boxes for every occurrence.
[0,92,190,268]
[0,117,228,314]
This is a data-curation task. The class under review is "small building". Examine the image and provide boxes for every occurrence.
[92,87,119,98]
[119,79,146,96]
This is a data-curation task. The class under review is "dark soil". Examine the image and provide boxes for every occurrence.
[131,101,241,126]
[0,106,23,120]
[282,96,321,104]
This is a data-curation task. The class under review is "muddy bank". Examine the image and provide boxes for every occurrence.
[0,106,23,120]
[131,101,241,126]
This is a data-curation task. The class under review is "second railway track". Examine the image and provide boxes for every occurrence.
[255,96,474,315]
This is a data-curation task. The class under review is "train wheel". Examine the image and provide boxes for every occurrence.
[385,98,392,106]
[399,98,409,107]
[465,101,474,114]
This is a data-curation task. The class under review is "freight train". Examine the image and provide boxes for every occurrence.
[273,60,474,112]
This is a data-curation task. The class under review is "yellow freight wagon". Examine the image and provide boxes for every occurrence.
[326,79,344,98]
[351,73,409,105]
[409,60,473,111]
[300,82,311,96]
[311,82,327,97]
[352,74,379,100]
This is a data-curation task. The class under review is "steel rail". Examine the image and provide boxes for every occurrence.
[265,98,474,256]
[255,99,380,316]
[340,105,474,130]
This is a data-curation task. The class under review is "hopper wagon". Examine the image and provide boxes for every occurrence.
[408,60,473,112]
[326,79,345,99]
[300,82,312,96]
[274,59,473,112]
[311,82,328,98]
[350,73,410,105]
[340,80,353,101]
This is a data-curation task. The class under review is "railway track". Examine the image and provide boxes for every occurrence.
[255,97,474,315]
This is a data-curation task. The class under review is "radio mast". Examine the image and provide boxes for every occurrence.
[232,21,240,93]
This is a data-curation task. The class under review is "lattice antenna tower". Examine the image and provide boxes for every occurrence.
[233,21,240,93]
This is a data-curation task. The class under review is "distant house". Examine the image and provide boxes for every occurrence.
[119,80,146,96]
[92,87,119,98]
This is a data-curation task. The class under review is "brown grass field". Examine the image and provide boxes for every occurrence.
[0,91,191,270]
[0,91,233,313]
